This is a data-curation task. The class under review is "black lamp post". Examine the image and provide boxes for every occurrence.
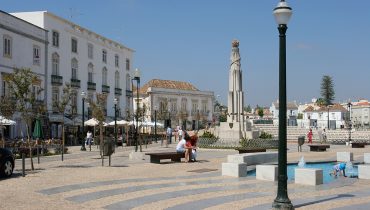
[327,104,332,130]
[168,106,171,128]
[154,105,158,143]
[347,102,352,143]
[114,98,118,146]
[197,109,200,130]
[132,68,140,152]
[80,91,87,151]
[272,1,293,209]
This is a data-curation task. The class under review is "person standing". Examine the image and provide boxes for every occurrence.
[178,127,183,141]
[166,126,172,145]
[307,128,313,144]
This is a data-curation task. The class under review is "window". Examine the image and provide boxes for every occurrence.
[115,71,120,88]
[71,38,78,53]
[126,58,130,70]
[71,91,77,115]
[52,87,59,112]
[88,43,93,59]
[3,35,12,57]
[126,73,130,90]
[71,58,78,79]
[2,80,9,97]
[88,63,94,82]
[102,67,108,85]
[181,98,187,111]
[102,50,107,63]
[52,53,59,75]
[32,85,41,101]
[52,31,59,47]
[115,54,119,67]
[33,45,40,65]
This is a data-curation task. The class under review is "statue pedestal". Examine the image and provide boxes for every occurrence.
[218,121,259,142]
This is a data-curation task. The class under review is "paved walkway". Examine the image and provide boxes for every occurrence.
[1,142,370,209]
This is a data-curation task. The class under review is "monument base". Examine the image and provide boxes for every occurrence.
[218,121,259,142]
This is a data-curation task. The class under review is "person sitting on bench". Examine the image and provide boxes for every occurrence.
[176,132,193,163]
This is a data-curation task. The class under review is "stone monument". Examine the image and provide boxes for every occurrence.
[218,40,259,142]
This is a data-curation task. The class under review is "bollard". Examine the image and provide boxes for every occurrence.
[22,153,25,177]
[109,155,111,166]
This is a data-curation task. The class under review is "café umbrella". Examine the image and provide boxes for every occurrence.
[32,118,43,139]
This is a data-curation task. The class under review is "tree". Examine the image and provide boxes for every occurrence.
[88,93,107,165]
[4,68,44,170]
[320,75,335,106]
[258,108,264,119]
[244,105,252,113]
[53,83,73,161]
[316,98,326,106]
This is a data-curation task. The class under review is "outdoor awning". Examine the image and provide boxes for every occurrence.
[0,116,16,125]
[49,114,73,125]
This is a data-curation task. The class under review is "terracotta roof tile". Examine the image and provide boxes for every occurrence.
[138,79,199,94]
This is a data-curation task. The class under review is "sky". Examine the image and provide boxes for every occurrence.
[2,0,370,107]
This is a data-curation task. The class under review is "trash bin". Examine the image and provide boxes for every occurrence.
[103,140,115,156]
[298,136,305,152]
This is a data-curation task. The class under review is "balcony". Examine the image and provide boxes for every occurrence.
[51,75,63,86]
[70,78,81,88]
[102,85,110,93]
[114,88,122,95]
[87,82,96,90]
[126,90,133,97]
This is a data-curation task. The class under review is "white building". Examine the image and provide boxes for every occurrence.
[302,104,347,129]
[351,99,370,128]
[0,10,48,138]
[12,11,134,138]
[136,79,214,130]
[270,100,298,126]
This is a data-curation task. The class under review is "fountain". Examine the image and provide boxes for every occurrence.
[298,156,306,168]
[346,161,354,177]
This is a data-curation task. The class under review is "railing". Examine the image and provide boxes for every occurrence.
[102,85,110,93]
[126,89,133,97]
[115,88,122,95]
[87,82,96,90]
[51,75,63,86]
[70,78,81,88]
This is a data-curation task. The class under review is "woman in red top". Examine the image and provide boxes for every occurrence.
[307,128,313,144]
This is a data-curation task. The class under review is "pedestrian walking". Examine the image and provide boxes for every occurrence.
[307,128,313,144]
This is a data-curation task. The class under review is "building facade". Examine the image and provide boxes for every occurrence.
[136,79,214,130]
[351,99,370,128]
[0,10,48,138]
[12,11,134,138]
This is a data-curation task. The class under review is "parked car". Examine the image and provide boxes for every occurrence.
[0,148,15,178]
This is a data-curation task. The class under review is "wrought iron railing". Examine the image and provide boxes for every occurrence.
[51,75,63,86]
[102,85,110,93]
[87,82,96,90]
[70,78,81,88]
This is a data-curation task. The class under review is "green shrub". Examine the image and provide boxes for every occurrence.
[259,131,273,139]
[200,131,217,138]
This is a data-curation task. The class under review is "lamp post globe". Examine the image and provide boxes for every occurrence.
[80,91,87,151]
[272,0,293,209]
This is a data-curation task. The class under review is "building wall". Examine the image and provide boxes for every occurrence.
[138,87,214,128]
[12,11,134,119]
[0,10,48,138]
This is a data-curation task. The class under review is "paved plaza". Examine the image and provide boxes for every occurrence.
[1,142,370,210]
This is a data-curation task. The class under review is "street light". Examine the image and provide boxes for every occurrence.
[80,91,87,151]
[197,109,200,131]
[347,102,352,143]
[132,68,140,152]
[272,1,293,209]
[327,104,332,130]
[114,98,118,147]
[154,105,158,143]
[168,106,171,128]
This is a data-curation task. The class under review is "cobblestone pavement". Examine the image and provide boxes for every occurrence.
[1,142,370,210]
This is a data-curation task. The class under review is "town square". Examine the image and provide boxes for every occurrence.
[1,1,370,209]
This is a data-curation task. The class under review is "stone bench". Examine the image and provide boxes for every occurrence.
[308,144,330,152]
[235,148,267,154]
[358,165,370,179]
[222,152,278,177]
[256,165,278,181]
[295,168,323,185]
[337,152,353,162]
[145,152,185,164]
[364,153,370,164]
[352,142,366,148]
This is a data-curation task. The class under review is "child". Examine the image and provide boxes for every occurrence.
[330,162,347,177]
